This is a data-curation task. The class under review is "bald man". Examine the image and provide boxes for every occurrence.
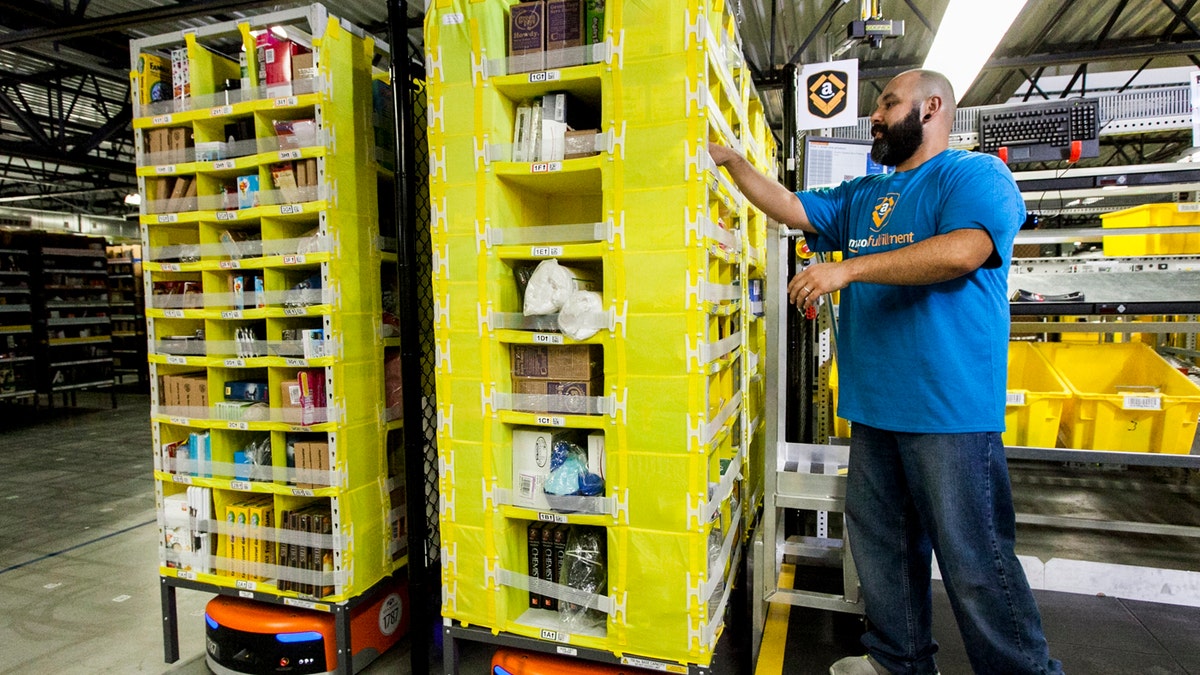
[711,70,1061,675]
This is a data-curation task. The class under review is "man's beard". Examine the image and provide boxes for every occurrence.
[871,105,923,166]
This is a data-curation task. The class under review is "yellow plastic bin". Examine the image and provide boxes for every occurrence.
[1033,342,1200,453]
[1004,342,1071,448]
[1101,203,1200,256]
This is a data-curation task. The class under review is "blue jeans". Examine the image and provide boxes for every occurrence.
[845,424,1062,675]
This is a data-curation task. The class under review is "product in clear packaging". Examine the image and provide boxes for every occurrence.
[557,289,603,340]
[559,525,606,631]
[522,258,600,316]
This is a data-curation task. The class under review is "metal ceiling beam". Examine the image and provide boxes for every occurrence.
[788,0,850,66]
[0,141,132,174]
[70,103,131,157]
[988,39,1200,69]
[0,90,52,149]
[0,0,292,50]
[1161,0,1200,39]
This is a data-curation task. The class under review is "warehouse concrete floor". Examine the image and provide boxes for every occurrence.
[1,391,1197,674]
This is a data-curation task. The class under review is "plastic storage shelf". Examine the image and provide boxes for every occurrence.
[1004,341,1071,448]
[131,8,407,667]
[426,0,773,669]
[1101,203,1200,256]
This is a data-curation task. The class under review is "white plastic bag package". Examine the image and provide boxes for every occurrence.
[522,258,600,316]
[557,290,604,341]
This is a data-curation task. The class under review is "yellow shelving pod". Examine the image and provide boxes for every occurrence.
[132,3,406,621]
[429,0,775,668]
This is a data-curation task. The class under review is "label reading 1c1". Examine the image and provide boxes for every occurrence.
[535,415,566,427]
[177,570,197,581]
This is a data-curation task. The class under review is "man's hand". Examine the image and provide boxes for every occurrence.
[708,141,741,168]
[787,261,851,311]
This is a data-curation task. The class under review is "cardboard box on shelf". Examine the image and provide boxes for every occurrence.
[512,376,603,414]
[508,0,546,73]
[510,343,601,379]
[546,0,584,68]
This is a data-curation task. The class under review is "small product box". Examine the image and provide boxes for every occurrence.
[511,377,603,414]
[587,431,605,478]
[301,329,324,358]
[508,0,546,73]
[512,427,572,510]
[236,174,260,209]
[224,380,269,403]
[194,141,226,162]
[546,0,585,68]
[511,343,601,379]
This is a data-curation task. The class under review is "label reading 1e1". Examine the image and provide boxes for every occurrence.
[531,246,563,257]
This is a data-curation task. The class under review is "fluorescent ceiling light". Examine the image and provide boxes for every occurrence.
[123,193,141,206]
[923,0,1028,102]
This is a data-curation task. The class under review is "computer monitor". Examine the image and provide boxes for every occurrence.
[801,136,892,190]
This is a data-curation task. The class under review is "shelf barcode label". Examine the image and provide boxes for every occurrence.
[166,355,187,365]
[219,261,240,269]
[442,12,464,24]
[1006,391,1026,406]
[284,308,306,316]
[556,646,578,657]
[280,204,304,215]
[210,105,233,117]
[531,162,563,173]
[279,150,302,161]
[285,358,307,367]
[168,416,188,425]
[1123,395,1161,410]
[540,629,567,642]
[152,114,172,125]
[172,474,192,484]
[163,309,185,318]
[283,254,306,264]
[292,488,314,497]
[284,598,321,610]
[230,480,251,491]
[532,332,564,345]
[161,263,182,272]
[224,358,246,367]
[220,310,243,319]
[228,421,249,430]
[177,570,197,581]
[530,246,563,257]
[215,211,239,221]
[620,657,687,673]
[234,580,257,591]
[537,512,567,524]
[155,165,176,174]
[535,415,566,427]
[1179,203,1200,213]
[238,590,254,599]
[157,214,178,224]
[528,70,561,83]
[213,160,236,170]
[274,96,299,108]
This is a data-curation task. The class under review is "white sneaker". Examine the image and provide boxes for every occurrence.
[828,655,889,675]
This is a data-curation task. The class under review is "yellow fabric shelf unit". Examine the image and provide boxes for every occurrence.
[427,0,774,667]
[132,3,407,606]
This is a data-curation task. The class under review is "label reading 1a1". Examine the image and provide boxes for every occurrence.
[535,415,566,427]
[531,246,563,257]
[540,628,567,642]
[532,332,564,345]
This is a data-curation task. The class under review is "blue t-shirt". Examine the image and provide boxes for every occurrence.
[797,148,1024,433]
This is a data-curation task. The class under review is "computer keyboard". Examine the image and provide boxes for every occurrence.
[979,98,1099,163]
